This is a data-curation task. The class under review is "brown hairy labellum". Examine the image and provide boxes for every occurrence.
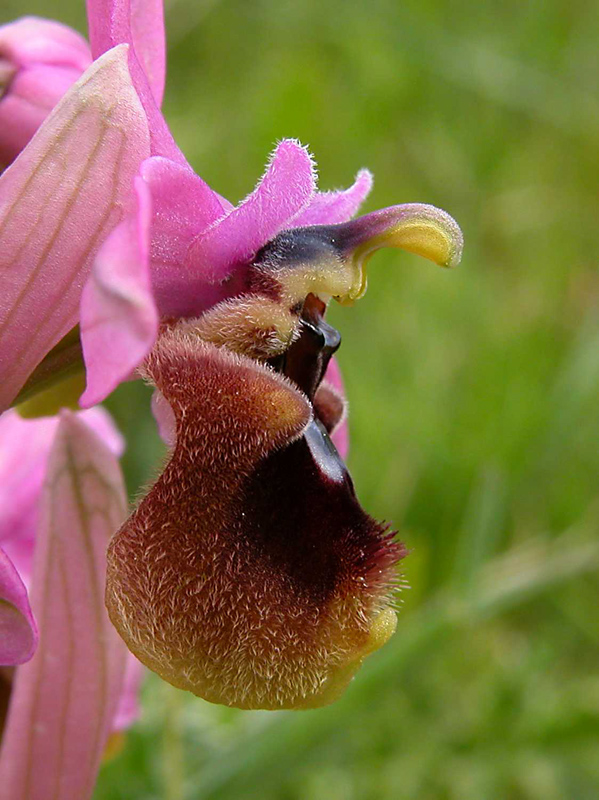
[106,323,403,709]
[106,206,462,709]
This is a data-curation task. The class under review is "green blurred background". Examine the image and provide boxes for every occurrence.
[6,0,599,796]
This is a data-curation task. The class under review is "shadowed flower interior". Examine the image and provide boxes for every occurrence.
[105,205,462,710]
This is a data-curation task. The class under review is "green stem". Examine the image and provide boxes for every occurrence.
[13,327,85,407]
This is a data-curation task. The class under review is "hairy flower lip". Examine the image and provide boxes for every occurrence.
[104,284,403,710]
[106,328,404,709]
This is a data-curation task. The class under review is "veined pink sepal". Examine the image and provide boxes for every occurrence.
[0,44,150,412]
[0,411,128,799]
[0,408,124,588]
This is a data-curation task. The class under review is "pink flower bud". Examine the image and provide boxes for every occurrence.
[0,17,91,166]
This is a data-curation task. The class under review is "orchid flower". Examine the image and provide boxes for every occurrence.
[0,0,464,712]
[0,408,143,798]
[0,17,92,167]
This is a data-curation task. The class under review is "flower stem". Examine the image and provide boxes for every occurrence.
[162,683,185,800]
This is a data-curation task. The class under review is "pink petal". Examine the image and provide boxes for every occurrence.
[87,0,185,162]
[0,411,128,799]
[140,156,229,317]
[80,176,158,406]
[0,547,37,665]
[0,45,150,412]
[0,17,91,70]
[186,139,317,283]
[323,357,349,460]
[150,388,176,447]
[112,653,145,730]
[292,169,373,227]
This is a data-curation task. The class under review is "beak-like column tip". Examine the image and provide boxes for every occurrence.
[384,203,464,269]
[336,202,463,301]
